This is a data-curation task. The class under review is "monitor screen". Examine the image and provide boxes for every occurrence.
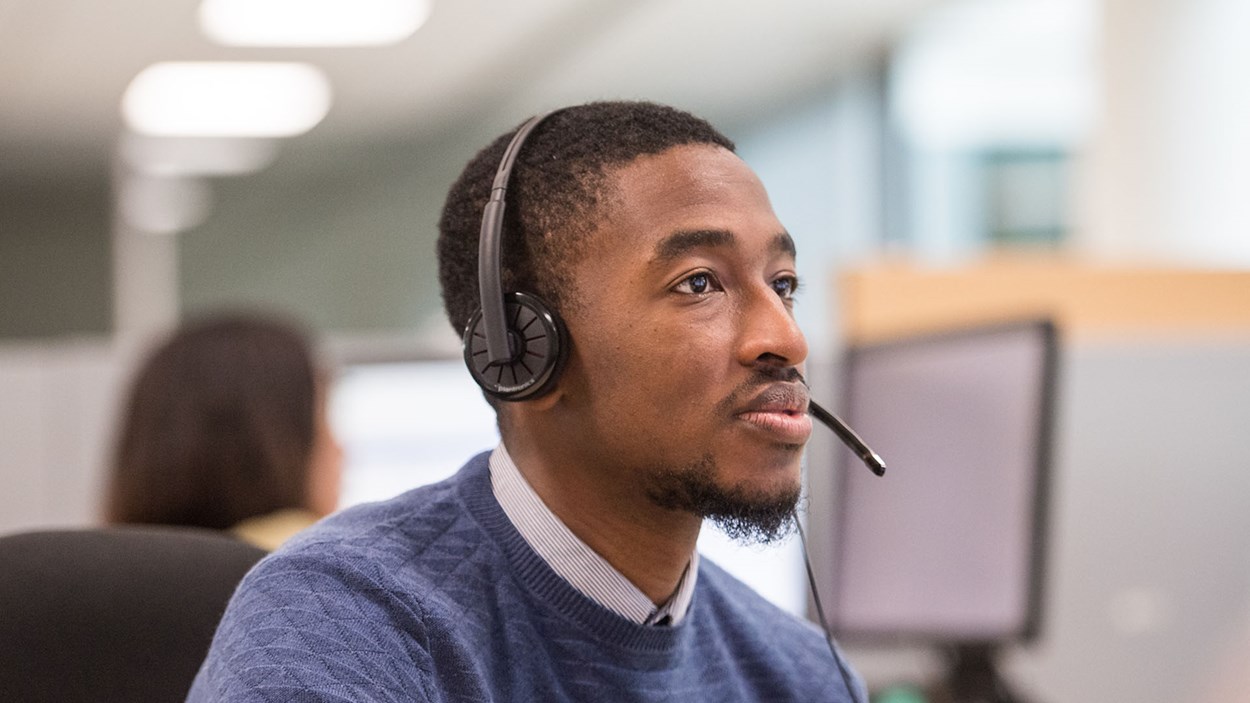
[328,360,500,509]
[822,319,1056,644]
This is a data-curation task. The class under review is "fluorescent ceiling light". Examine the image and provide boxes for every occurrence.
[199,0,432,47]
[120,134,279,176]
[122,62,331,138]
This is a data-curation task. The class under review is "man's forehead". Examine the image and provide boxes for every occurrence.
[587,144,787,255]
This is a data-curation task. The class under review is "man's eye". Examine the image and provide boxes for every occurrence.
[675,272,720,295]
[772,276,799,300]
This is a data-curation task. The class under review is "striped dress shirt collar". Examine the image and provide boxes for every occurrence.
[489,443,698,626]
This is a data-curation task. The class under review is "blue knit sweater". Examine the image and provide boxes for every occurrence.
[189,453,864,702]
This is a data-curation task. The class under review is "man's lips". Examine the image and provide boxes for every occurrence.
[734,383,813,444]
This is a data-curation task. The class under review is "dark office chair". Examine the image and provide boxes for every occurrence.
[0,526,267,703]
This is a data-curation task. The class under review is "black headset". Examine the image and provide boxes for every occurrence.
[462,111,569,402]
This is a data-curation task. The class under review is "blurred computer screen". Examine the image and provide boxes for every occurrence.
[824,319,1057,645]
[330,359,500,509]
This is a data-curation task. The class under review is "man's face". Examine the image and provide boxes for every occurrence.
[556,144,811,541]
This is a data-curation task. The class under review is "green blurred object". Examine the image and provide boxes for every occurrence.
[873,683,928,703]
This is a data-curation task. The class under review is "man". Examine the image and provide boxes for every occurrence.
[190,101,864,702]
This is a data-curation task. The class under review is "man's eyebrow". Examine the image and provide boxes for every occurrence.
[651,229,797,264]
[771,232,796,258]
[652,229,734,263]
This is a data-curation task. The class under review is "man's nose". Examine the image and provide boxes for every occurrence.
[737,286,808,370]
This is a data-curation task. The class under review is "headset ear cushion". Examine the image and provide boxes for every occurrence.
[462,291,567,401]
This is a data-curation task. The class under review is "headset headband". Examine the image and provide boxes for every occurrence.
[477,111,555,364]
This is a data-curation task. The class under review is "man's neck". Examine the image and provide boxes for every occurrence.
[502,434,701,605]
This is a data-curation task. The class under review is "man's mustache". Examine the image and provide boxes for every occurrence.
[714,366,804,416]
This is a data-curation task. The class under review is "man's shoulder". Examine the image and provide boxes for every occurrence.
[255,453,496,593]
[694,557,830,654]
[189,455,504,702]
[693,557,864,700]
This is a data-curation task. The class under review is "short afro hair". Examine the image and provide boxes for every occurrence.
[436,101,735,338]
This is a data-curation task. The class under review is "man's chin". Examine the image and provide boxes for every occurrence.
[644,453,802,545]
[703,489,800,545]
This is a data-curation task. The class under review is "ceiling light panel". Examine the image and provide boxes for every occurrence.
[122,62,332,138]
[199,0,432,47]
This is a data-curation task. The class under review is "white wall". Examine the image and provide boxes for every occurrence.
[1080,0,1250,265]
[0,341,129,533]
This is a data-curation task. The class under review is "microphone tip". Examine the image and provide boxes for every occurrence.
[867,452,887,477]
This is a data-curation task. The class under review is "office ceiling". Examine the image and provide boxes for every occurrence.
[0,0,937,184]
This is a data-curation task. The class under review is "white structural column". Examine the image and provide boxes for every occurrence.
[111,215,180,345]
[110,157,182,345]
[1081,0,1250,266]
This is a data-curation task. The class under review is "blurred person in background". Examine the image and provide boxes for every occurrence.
[104,312,343,550]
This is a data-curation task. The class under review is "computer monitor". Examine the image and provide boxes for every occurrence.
[328,359,500,509]
[820,319,1057,652]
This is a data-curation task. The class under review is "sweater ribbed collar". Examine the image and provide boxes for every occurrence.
[457,452,694,655]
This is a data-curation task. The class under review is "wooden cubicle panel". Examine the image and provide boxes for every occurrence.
[839,256,1250,344]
